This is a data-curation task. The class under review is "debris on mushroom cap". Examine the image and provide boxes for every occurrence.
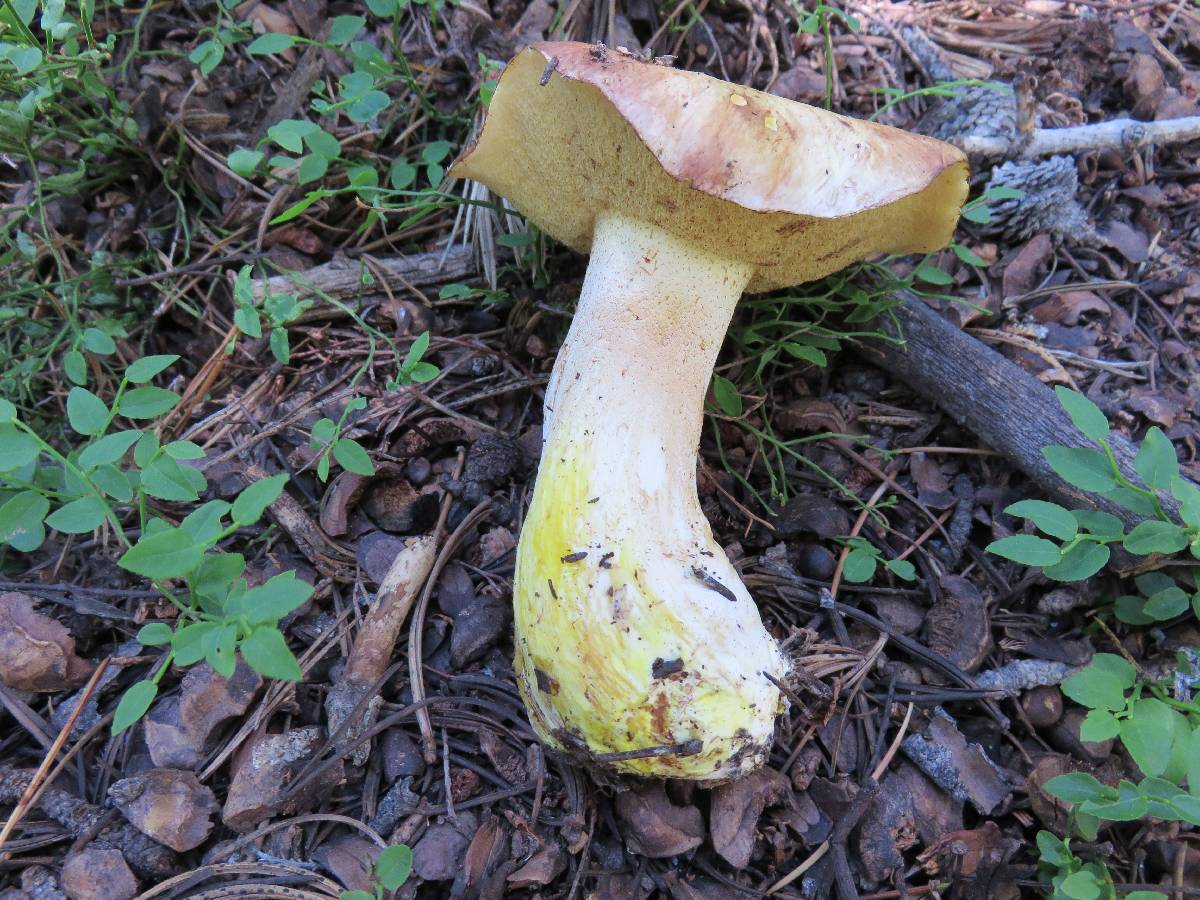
[451,41,968,292]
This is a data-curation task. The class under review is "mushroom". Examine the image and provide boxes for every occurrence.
[449,41,968,781]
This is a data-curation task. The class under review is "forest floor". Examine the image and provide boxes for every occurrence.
[1,0,1199,898]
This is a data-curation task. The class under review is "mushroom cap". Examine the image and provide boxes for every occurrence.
[450,42,969,293]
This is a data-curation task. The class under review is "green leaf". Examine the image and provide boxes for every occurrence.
[1061,654,1133,711]
[1005,499,1078,541]
[1043,772,1109,804]
[1114,594,1156,625]
[309,418,337,448]
[117,386,179,419]
[376,844,412,890]
[1071,509,1124,539]
[913,263,953,285]
[1123,894,1168,900]
[1043,542,1109,582]
[269,328,290,364]
[1123,520,1188,556]
[348,89,388,123]
[82,327,116,355]
[1036,830,1072,868]
[6,44,43,75]
[112,680,157,735]
[781,342,827,366]
[1172,478,1200,528]
[333,438,374,476]
[1101,485,1159,516]
[711,374,742,417]
[1054,387,1109,442]
[1042,446,1116,493]
[91,464,133,502]
[0,491,49,552]
[172,622,217,666]
[884,558,916,581]
[1080,780,1147,821]
[304,128,341,160]
[204,622,238,678]
[232,473,288,525]
[327,14,365,44]
[180,500,231,544]
[64,350,87,385]
[1170,793,1200,827]
[339,892,375,900]
[240,626,303,680]
[1120,699,1174,777]
[952,243,987,266]
[407,361,438,383]
[1078,709,1119,743]
[0,398,16,422]
[1058,870,1101,900]
[45,495,108,534]
[0,424,40,470]
[1143,584,1189,620]
[297,153,328,184]
[270,189,332,225]
[1133,427,1177,490]
[986,534,1062,567]
[268,118,318,154]
[841,547,877,583]
[117,527,203,580]
[189,39,224,77]
[194,552,245,601]
[67,387,109,436]
[421,140,453,165]
[403,331,431,369]
[134,430,159,468]
[78,429,141,470]
[230,571,314,624]
[137,622,173,645]
[246,32,295,54]
[390,160,417,189]
[164,440,205,460]
[960,204,991,225]
[140,456,204,502]
[227,148,264,177]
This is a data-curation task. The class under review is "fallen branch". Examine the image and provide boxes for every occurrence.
[855,296,1195,529]
[252,245,476,317]
[0,766,177,880]
[324,534,438,764]
[954,114,1200,159]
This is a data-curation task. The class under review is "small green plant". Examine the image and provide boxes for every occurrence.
[340,844,413,900]
[0,358,310,736]
[308,396,375,483]
[868,79,1009,123]
[792,2,861,110]
[231,266,312,364]
[1034,830,1168,900]
[1032,651,1200,899]
[388,330,439,388]
[836,536,916,583]
[987,387,1200,594]
[303,332,438,482]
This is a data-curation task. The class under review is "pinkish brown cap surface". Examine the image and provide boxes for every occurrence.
[451,41,969,293]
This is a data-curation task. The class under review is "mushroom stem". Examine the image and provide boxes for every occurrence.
[513,213,787,781]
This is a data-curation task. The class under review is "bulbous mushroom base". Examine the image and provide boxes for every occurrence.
[512,436,789,783]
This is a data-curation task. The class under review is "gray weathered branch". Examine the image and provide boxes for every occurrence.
[955,115,1200,159]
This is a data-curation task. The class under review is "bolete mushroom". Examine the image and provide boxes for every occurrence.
[449,42,968,781]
